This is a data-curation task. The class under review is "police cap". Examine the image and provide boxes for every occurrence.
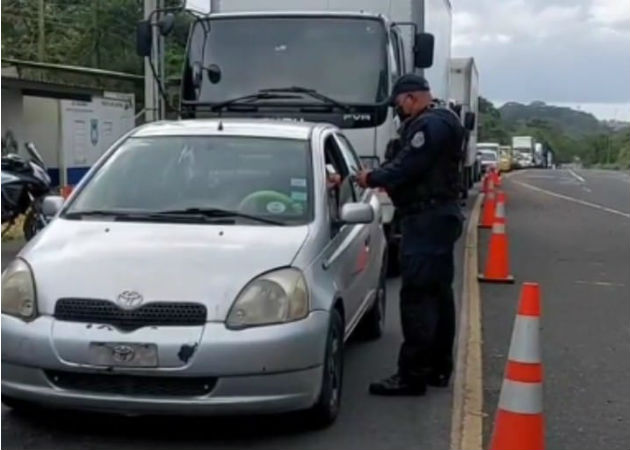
[388,74,431,105]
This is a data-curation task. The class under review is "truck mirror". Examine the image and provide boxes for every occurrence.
[207,64,222,84]
[464,112,476,131]
[414,33,434,68]
[158,13,175,37]
[136,20,152,57]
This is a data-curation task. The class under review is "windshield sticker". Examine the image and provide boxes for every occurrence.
[291,178,307,188]
[291,191,308,202]
[266,201,287,214]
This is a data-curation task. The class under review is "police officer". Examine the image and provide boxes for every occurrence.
[357,74,465,396]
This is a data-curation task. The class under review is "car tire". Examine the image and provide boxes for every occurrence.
[358,259,387,340]
[1,395,38,415]
[306,308,344,428]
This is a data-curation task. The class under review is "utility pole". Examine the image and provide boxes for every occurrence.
[92,0,100,67]
[143,0,158,123]
[37,0,45,61]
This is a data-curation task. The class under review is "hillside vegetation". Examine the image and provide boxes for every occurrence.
[478,98,630,168]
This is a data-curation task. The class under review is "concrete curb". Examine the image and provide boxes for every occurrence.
[450,193,484,450]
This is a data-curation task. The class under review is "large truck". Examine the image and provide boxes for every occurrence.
[138,0,453,271]
[512,136,534,168]
[448,57,479,197]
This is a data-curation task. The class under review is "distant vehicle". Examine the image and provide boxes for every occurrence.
[449,57,479,197]
[477,142,499,174]
[498,145,512,173]
[512,136,534,168]
[1,142,52,240]
[1,119,387,427]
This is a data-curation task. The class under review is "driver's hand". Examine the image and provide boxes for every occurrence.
[327,174,342,189]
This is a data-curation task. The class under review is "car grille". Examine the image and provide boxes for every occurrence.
[45,370,217,397]
[54,298,207,331]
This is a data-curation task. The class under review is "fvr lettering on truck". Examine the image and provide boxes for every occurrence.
[178,0,453,264]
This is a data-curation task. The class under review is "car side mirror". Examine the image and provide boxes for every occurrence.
[414,33,434,68]
[464,112,476,131]
[340,203,374,225]
[136,20,152,57]
[42,195,64,217]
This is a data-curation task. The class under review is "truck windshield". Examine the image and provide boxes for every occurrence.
[185,17,388,105]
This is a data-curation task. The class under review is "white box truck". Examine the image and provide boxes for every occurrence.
[512,136,534,168]
[449,57,479,197]
[140,0,453,271]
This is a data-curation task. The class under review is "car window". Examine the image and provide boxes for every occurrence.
[334,133,365,198]
[66,136,313,225]
[323,134,356,229]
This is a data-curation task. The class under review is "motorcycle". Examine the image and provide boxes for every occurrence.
[1,142,53,241]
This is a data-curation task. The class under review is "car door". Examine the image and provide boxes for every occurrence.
[333,132,383,311]
[320,132,372,330]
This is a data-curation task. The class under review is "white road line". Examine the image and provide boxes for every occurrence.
[514,180,630,219]
[568,169,586,183]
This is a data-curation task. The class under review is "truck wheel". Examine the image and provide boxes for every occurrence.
[387,241,401,277]
[306,308,344,428]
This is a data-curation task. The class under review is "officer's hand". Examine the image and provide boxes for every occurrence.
[357,170,371,189]
[326,173,342,189]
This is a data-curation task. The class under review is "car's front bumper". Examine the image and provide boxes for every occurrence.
[1,311,329,415]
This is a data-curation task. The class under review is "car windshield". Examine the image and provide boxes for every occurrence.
[478,151,498,162]
[184,17,388,104]
[66,136,312,225]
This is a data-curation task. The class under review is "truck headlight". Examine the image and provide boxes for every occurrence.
[226,268,309,329]
[1,259,37,320]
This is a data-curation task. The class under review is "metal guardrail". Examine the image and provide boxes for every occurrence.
[1,58,144,82]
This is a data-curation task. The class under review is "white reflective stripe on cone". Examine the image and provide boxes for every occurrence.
[498,379,543,414]
[492,222,506,234]
[508,316,541,363]
[495,203,506,218]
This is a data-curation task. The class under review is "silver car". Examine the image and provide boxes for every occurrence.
[1,119,387,426]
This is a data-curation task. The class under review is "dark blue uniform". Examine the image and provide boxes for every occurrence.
[368,105,465,384]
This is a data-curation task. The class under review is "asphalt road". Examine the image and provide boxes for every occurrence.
[0,196,475,450]
[481,169,630,449]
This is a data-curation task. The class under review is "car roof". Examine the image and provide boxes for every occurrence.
[131,119,332,140]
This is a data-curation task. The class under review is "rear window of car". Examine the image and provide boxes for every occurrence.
[67,136,313,225]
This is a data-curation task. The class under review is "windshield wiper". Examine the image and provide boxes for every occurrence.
[259,86,351,112]
[155,208,287,226]
[209,92,302,112]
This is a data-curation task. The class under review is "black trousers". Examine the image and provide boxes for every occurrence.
[397,209,463,381]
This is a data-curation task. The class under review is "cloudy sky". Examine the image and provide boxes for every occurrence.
[452,0,630,120]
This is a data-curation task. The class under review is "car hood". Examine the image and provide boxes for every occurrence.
[22,219,310,321]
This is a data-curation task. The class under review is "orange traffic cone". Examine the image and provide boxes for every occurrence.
[489,282,544,450]
[481,174,490,194]
[479,192,514,283]
[479,177,496,228]
[490,167,501,187]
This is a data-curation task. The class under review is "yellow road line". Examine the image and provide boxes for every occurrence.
[451,194,484,450]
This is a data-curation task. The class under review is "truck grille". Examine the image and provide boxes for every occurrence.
[45,370,216,397]
[54,298,207,331]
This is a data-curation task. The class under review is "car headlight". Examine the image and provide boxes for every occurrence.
[226,268,309,329]
[1,259,37,320]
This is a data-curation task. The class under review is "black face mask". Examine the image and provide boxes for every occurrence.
[395,105,409,121]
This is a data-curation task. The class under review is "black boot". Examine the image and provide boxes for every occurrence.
[427,371,451,388]
[369,374,426,396]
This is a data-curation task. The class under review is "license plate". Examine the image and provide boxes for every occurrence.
[88,342,158,367]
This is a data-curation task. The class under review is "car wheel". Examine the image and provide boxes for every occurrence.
[307,308,344,428]
[1,395,38,415]
[358,259,387,340]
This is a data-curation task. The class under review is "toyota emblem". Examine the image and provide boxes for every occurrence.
[112,345,136,363]
[117,290,144,309]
